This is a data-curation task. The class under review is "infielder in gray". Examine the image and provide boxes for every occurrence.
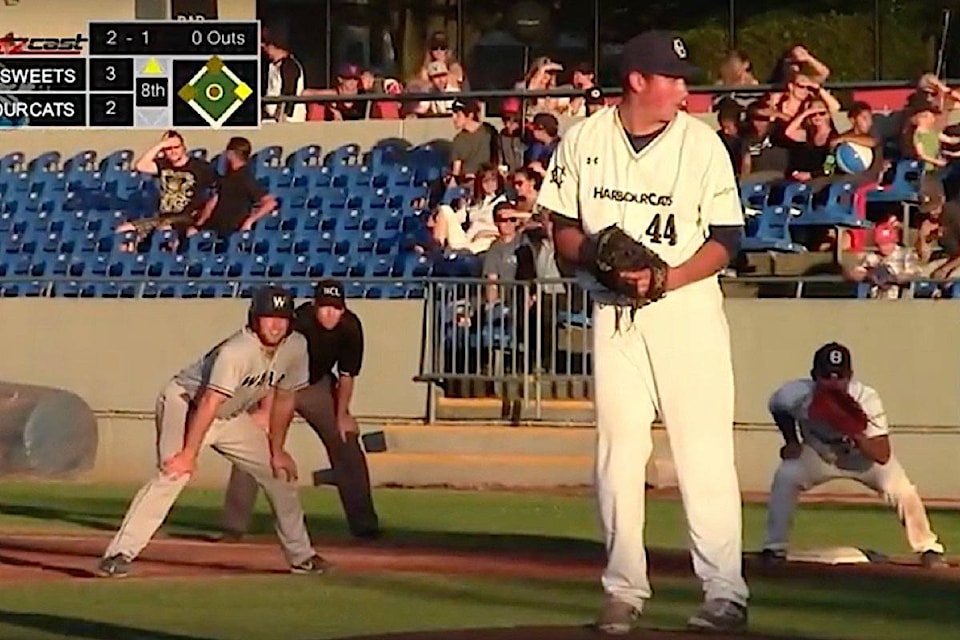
[98,286,329,577]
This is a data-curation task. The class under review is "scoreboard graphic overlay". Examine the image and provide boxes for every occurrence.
[0,21,260,129]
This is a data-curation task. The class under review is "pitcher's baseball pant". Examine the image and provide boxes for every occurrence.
[103,381,316,565]
[221,375,379,537]
[592,292,749,611]
[764,445,943,554]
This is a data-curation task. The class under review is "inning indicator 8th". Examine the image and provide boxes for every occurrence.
[0,21,260,130]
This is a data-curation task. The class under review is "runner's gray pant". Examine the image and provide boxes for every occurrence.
[102,381,316,565]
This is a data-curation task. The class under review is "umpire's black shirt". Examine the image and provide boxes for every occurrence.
[293,303,364,384]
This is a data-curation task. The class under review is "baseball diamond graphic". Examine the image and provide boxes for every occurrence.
[177,55,252,128]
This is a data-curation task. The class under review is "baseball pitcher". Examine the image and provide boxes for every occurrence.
[97,286,329,578]
[761,342,947,568]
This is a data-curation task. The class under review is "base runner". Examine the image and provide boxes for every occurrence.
[97,286,329,577]
[761,342,947,568]
[536,30,749,635]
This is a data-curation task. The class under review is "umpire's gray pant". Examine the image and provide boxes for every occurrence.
[221,376,379,536]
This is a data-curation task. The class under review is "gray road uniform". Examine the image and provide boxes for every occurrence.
[101,328,318,568]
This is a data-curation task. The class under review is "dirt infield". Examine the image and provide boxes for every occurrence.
[0,533,957,640]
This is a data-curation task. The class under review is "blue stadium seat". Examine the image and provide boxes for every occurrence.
[387,165,415,187]
[1,281,47,297]
[1,152,25,173]
[52,253,85,277]
[326,144,360,167]
[141,281,177,298]
[98,149,134,174]
[28,151,61,175]
[792,180,870,228]
[287,144,322,171]
[99,281,139,298]
[189,148,208,161]
[867,159,922,204]
[741,206,805,253]
[55,281,97,298]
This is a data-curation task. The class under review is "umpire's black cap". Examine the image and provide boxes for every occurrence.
[249,285,295,319]
[314,279,346,309]
[811,342,853,380]
[619,31,700,81]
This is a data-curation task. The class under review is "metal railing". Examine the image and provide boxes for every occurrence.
[260,78,948,108]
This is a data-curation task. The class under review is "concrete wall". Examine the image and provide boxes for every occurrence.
[0,298,427,418]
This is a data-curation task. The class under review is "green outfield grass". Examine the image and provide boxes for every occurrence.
[0,482,958,640]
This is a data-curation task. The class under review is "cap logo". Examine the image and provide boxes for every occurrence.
[829,349,843,365]
[273,295,287,308]
[323,285,341,297]
[672,38,687,59]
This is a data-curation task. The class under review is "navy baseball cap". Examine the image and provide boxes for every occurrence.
[619,31,700,81]
[811,342,853,379]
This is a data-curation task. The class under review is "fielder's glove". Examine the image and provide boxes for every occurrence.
[807,387,869,439]
[584,225,669,307]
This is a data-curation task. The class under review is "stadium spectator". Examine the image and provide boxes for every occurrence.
[483,201,536,304]
[524,210,565,370]
[262,35,306,123]
[560,62,597,118]
[190,137,277,239]
[782,100,837,183]
[844,223,921,299]
[740,102,790,180]
[322,64,367,121]
[426,202,499,256]
[509,166,542,214]
[416,30,467,90]
[763,72,841,126]
[914,182,948,264]
[716,98,744,176]
[116,131,216,252]
[830,102,886,253]
[448,99,497,183]
[517,57,568,119]
[908,102,960,175]
[359,68,403,119]
[923,189,960,280]
[408,61,458,117]
[498,98,527,173]
[717,50,759,87]
[910,73,960,115]
[467,164,508,227]
[524,113,561,169]
[767,45,831,85]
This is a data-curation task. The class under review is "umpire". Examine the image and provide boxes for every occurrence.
[218,279,380,540]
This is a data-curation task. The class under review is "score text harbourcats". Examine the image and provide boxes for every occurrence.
[1,99,76,118]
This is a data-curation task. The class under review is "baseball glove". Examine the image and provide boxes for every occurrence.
[589,225,669,305]
[807,387,868,438]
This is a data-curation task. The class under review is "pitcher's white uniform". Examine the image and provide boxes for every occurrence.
[102,328,317,566]
[536,106,749,609]
[764,379,943,555]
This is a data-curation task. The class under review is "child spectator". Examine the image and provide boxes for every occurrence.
[716,98,743,175]
[845,223,921,299]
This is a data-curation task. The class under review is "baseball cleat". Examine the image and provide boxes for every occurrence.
[290,554,332,575]
[686,599,748,633]
[594,596,641,635]
[759,548,787,566]
[97,554,131,578]
[921,550,949,569]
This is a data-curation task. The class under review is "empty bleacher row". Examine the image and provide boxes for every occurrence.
[0,142,475,298]
[0,139,929,299]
